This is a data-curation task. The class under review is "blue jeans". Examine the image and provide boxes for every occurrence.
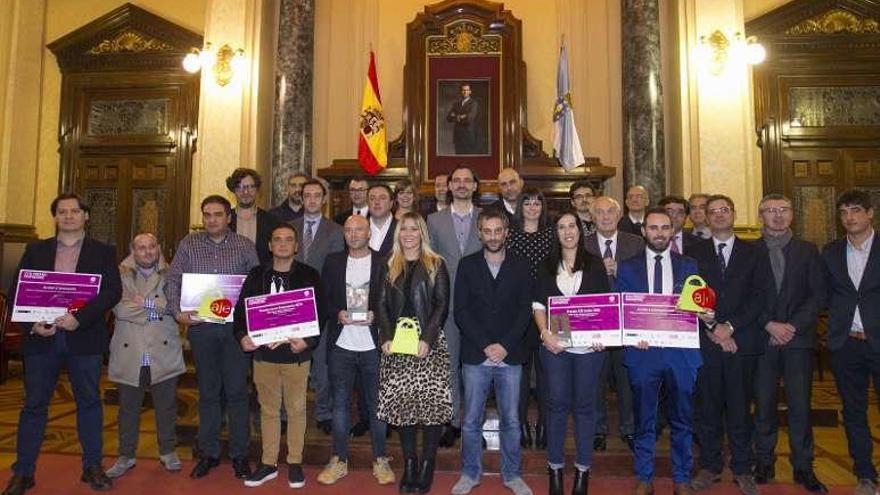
[14,340,103,476]
[461,363,522,482]
[540,348,605,469]
[329,346,386,459]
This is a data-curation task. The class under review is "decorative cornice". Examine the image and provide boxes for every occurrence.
[427,20,502,55]
[87,29,175,54]
[786,8,880,35]
[0,223,38,243]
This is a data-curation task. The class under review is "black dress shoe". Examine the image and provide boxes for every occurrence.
[793,469,828,493]
[400,457,418,493]
[593,435,607,452]
[623,434,635,453]
[534,423,547,449]
[438,425,461,448]
[80,466,112,491]
[232,457,252,479]
[2,475,35,495]
[753,463,774,484]
[350,420,370,438]
[572,468,589,495]
[416,457,436,494]
[317,419,333,435]
[548,466,563,495]
[189,457,220,479]
[520,423,533,448]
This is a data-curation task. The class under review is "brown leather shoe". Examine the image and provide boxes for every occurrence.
[632,481,654,495]
[2,475,35,495]
[674,482,695,495]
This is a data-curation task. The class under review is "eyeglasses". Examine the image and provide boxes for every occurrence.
[572,193,593,201]
[236,184,257,192]
[708,207,732,215]
[349,187,368,193]
[665,208,687,217]
[760,207,791,215]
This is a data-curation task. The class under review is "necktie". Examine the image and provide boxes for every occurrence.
[303,220,315,259]
[717,243,727,274]
[653,254,663,294]
[603,239,613,259]
[671,235,681,254]
[694,230,704,239]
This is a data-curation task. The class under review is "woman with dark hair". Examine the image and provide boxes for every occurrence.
[506,187,554,449]
[393,179,419,221]
[377,211,452,494]
[532,211,610,495]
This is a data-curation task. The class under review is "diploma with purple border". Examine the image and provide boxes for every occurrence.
[547,293,623,347]
[12,270,102,323]
[621,292,699,348]
[244,287,320,346]
[180,273,247,323]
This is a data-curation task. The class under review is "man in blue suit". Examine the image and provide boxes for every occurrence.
[615,207,702,495]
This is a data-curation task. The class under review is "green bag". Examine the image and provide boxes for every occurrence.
[390,316,421,355]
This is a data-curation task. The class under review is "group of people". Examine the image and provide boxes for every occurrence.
[2,164,879,495]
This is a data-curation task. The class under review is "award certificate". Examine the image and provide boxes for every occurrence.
[547,293,622,347]
[180,273,247,323]
[621,292,699,348]
[244,287,320,345]
[12,270,102,323]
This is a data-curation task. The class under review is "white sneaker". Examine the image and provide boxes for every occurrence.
[451,475,480,495]
[503,477,533,495]
[106,456,136,478]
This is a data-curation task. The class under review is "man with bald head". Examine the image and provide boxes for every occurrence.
[106,233,186,479]
[619,186,650,236]
[490,168,523,224]
[585,196,644,452]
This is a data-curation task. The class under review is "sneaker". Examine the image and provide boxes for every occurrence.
[690,469,720,491]
[244,464,278,487]
[316,456,348,485]
[372,457,395,485]
[503,477,534,495]
[159,452,182,472]
[854,478,877,495]
[451,475,480,495]
[106,457,136,479]
[733,474,760,495]
[288,464,305,489]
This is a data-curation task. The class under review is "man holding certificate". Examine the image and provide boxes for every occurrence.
[165,195,259,480]
[233,223,325,488]
[615,208,702,495]
[4,193,122,495]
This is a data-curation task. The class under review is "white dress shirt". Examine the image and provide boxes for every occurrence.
[353,206,369,217]
[645,247,673,295]
[597,231,619,259]
[369,216,393,252]
[532,262,591,354]
[712,236,735,267]
[847,229,875,333]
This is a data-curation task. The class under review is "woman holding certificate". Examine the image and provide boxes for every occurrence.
[532,212,611,495]
[376,211,452,494]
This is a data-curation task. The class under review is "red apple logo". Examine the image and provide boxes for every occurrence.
[692,287,716,311]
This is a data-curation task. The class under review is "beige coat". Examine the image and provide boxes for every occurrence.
[109,254,185,387]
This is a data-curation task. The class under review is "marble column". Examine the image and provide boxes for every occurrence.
[622,0,665,202]
[271,0,315,205]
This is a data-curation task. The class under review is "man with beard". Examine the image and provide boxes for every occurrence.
[570,181,597,237]
[422,174,449,217]
[227,168,280,265]
[615,208,701,495]
[271,172,310,224]
[490,168,523,224]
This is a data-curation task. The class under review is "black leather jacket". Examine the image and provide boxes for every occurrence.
[377,259,450,347]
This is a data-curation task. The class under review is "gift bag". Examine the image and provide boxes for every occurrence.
[390,316,421,355]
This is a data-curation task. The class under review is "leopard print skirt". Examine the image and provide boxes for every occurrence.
[377,331,453,426]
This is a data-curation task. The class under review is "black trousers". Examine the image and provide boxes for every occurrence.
[117,366,179,457]
[753,346,814,470]
[595,347,634,437]
[518,345,546,427]
[831,337,880,480]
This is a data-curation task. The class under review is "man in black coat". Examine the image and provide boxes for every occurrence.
[822,189,880,495]
[752,194,827,493]
[227,167,280,265]
[689,194,769,495]
[447,83,481,155]
[3,193,122,495]
[618,185,649,236]
[659,195,703,255]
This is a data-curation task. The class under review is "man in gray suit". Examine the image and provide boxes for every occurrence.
[427,165,483,447]
[586,196,644,452]
[293,179,344,433]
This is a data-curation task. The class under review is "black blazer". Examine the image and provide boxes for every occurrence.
[690,237,771,357]
[756,237,825,350]
[454,252,533,364]
[822,236,880,351]
[618,215,644,237]
[533,253,610,307]
[377,258,450,347]
[334,208,369,225]
[486,199,516,226]
[9,237,122,356]
[230,207,280,265]
[321,250,384,349]
[373,218,398,259]
[584,231,645,262]
[680,232,704,254]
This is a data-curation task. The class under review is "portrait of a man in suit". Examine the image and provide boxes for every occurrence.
[438,81,489,156]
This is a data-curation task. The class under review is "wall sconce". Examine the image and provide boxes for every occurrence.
[182,42,246,86]
[695,30,765,76]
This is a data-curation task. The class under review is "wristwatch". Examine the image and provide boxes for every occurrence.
[724,321,735,334]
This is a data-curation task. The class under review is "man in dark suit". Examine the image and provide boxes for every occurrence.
[615,207,701,495]
[293,179,344,433]
[270,172,309,224]
[334,177,370,224]
[446,83,481,155]
[3,193,122,495]
[586,196,644,452]
[822,189,880,495]
[659,196,702,255]
[752,194,827,493]
[227,168,280,265]
[367,184,397,258]
[420,174,448,218]
[687,193,711,239]
[487,168,522,224]
[618,185,649,236]
[570,180,597,237]
[689,195,769,495]
[451,209,533,495]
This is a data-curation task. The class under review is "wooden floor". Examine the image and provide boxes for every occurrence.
[0,360,878,492]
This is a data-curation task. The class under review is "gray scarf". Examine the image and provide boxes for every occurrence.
[762,228,792,293]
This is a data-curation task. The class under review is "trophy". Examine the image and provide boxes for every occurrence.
[548,312,574,347]
[676,275,716,313]
[346,282,370,323]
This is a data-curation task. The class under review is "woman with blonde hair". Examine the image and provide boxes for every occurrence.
[376,211,451,494]
[393,179,419,220]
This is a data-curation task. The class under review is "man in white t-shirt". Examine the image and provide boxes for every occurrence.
[317,215,393,486]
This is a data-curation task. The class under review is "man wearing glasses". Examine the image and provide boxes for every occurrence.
[226,168,280,265]
[752,194,827,493]
[687,194,712,239]
[335,177,370,224]
[569,180,597,237]
[659,196,702,255]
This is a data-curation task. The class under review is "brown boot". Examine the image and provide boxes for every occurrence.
[632,481,654,495]
[673,482,695,495]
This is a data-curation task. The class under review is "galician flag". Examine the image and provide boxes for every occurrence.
[552,42,585,171]
[358,51,387,175]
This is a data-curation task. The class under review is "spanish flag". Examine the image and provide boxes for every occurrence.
[358,51,387,175]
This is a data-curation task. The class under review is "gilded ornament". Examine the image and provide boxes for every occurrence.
[786,9,880,35]
[427,21,501,55]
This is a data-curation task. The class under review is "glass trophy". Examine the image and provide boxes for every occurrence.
[548,312,573,348]
[346,282,370,323]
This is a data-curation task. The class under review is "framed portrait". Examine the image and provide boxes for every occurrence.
[436,78,491,157]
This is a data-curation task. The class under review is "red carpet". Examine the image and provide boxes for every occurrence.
[14,454,855,494]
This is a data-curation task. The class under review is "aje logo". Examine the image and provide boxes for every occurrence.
[210,298,233,319]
